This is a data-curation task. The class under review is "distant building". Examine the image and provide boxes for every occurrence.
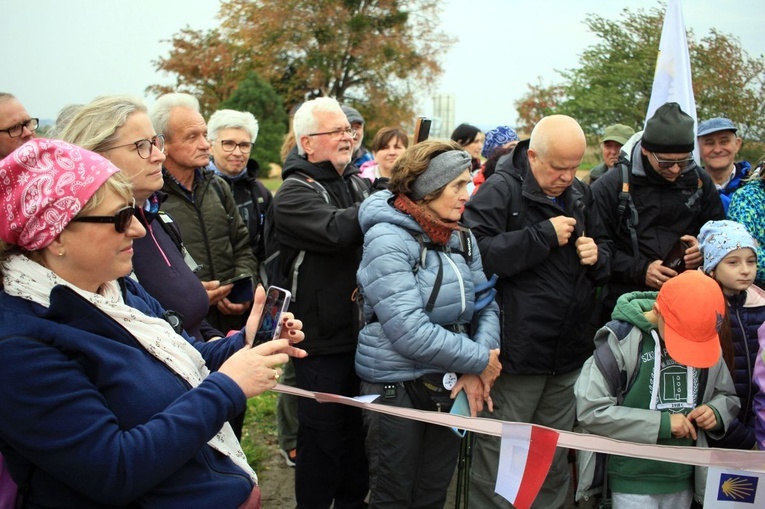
[432,94,455,139]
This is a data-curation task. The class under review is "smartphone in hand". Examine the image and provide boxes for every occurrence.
[253,286,292,346]
[662,239,691,273]
[219,274,254,303]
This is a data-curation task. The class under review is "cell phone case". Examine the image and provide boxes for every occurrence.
[253,286,292,345]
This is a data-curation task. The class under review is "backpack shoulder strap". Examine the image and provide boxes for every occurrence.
[348,174,370,201]
[616,158,640,258]
[494,170,525,231]
[287,171,331,203]
[593,320,635,406]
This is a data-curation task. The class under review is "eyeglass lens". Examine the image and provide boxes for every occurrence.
[3,118,39,137]
[137,136,165,158]
[221,140,253,153]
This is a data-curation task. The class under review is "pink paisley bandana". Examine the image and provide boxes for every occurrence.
[0,139,120,250]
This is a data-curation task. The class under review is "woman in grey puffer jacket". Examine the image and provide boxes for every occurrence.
[355,140,501,508]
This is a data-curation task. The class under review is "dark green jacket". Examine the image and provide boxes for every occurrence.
[161,167,258,285]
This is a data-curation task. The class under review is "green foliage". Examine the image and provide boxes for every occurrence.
[219,71,289,169]
[515,3,765,142]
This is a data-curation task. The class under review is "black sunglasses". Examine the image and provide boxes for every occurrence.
[650,152,694,170]
[70,199,136,233]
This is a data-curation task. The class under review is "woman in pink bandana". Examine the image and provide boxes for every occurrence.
[0,139,305,508]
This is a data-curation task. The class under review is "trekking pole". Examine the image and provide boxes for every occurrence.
[454,430,472,509]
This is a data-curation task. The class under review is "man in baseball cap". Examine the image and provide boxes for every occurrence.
[341,104,373,167]
[697,117,750,212]
[588,123,635,184]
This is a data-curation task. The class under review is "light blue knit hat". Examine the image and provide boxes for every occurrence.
[698,220,758,274]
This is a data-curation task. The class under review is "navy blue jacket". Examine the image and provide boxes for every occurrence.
[0,278,253,508]
[709,285,765,450]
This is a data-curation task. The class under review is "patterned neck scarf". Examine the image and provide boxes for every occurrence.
[393,193,461,245]
[1,254,257,484]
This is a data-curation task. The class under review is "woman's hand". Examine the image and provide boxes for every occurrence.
[218,339,290,398]
[479,348,502,390]
[244,285,306,352]
[452,374,492,416]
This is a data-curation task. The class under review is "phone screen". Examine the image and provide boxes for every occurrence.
[253,286,292,346]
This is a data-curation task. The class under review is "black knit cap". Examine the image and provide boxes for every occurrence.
[642,102,695,153]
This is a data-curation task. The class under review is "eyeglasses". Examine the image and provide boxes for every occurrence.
[104,135,165,159]
[307,128,356,140]
[70,199,136,233]
[0,118,39,137]
[650,152,694,170]
[219,139,254,153]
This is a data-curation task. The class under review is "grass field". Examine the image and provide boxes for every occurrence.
[241,391,279,472]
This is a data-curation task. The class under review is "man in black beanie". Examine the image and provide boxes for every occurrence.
[591,102,725,321]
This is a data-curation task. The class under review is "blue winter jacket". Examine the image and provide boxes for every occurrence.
[355,190,500,382]
[717,160,752,213]
[0,278,254,508]
[709,285,765,450]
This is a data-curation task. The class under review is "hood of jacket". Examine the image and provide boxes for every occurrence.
[612,290,657,333]
[282,150,360,183]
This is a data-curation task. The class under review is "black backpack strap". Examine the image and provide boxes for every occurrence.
[154,211,184,254]
[616,158,640,258]
[684,165,705,209]
[493,169,526,231]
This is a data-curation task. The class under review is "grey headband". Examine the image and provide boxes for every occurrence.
[411,150,472,200]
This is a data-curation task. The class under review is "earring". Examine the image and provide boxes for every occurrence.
[58,252,64,257]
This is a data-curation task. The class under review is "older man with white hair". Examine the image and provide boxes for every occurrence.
[270,96,371,508]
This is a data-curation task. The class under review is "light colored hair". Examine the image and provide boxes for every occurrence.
[0,93,16,105]
[150,93,200,139]
[59,96,146,153]
[47,104,84,139]
[207,109,259,143]
[293,97,342,156]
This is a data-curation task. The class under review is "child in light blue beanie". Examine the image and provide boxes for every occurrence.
[698,219,764,450]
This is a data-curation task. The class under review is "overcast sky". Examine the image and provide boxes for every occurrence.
[2,0,763,131]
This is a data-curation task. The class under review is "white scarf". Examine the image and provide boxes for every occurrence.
[2,254,257,484]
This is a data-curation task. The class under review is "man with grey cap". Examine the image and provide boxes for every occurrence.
[341,104,373,167]
[697,117,751,212]
[463,115,611,509]
[592,102,725,320]
[587,123,636,184]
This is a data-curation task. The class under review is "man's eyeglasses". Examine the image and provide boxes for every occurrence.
[104,135,165,159]
[70,199,136,233]
[219,139,254,153]
[0,118,39,138]
[650,152,694,170]
[307,128,356,140]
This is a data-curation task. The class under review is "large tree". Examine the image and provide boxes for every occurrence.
[515,5,765,141]
[148,28,249,117]
[219,71,289,168]
[150,0,453,128]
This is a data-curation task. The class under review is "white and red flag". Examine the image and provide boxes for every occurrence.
[495,423,560,509]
